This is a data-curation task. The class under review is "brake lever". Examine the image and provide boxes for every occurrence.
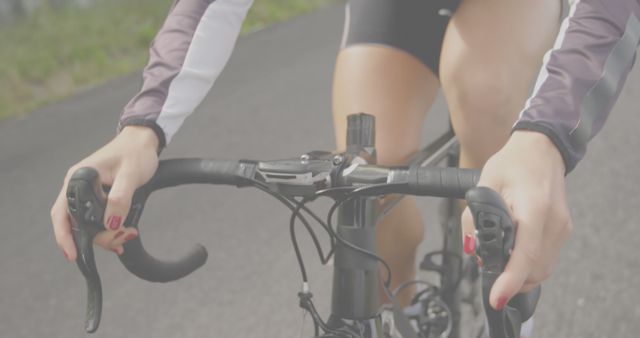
[67,165,210,333]
[465,187,541,338]
[66,168,108,333]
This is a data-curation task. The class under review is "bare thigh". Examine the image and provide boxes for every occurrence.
[440,0,562,168]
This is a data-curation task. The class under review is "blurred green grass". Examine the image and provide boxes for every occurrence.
[0,0,334,120]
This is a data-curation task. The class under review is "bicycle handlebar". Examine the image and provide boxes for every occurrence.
[401,166,481,199]
[66,157,538,337]
[67,159,265,332]
[117,159,256,282]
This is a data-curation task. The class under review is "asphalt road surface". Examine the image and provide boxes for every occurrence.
[1,4,639,338]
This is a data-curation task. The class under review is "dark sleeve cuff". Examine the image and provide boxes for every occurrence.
[512,121,577,174]
[118,118,167,153]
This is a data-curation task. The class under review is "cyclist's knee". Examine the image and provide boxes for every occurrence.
[443,65,523,164]
[447,65,519,131]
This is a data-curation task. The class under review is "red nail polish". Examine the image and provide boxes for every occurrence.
[124,233,137,241]
[496,296,509,310]
[463,234,476,255]
[108,216,122,230]
[114,231,125,239]
[63,251,70,261]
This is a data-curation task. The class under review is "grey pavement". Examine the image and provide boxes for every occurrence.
[1,4,639,338]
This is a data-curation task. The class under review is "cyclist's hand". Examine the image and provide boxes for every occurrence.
[461,130,573,310]
[51,126,160,261]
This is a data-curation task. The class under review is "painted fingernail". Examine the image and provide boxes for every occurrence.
[463,234,476,255]
[496,296,509,310]
[114,231,125,239]
[124,233,137,242]
[63,251,70,261]
[108,216,122,230]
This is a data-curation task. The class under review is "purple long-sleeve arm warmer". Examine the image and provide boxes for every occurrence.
[514,0,640,172]
[118,0,253,149]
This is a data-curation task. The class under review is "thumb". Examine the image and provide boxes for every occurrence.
[489,257,529,310]
[489,208,543,310]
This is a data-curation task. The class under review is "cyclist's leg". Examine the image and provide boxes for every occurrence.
[439,0,562,234]
[332,0,453,307]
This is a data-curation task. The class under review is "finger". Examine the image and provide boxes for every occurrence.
[112,246,124,256]
[94,234,124,256]
[103,167,138,232]
[489,205,545,310]
[461,206,474,237]
[94,227,138,248]
[109,228,138,248]
[521,282,539,293]
[460,207,477,255]
[51,193,77,261]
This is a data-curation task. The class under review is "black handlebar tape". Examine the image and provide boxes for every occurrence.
[465,187,541,338]
[407,167,480,199]
[118,158,254,283]
[67,168,108,333]
[118,235,208,283]
[144,158,254,191]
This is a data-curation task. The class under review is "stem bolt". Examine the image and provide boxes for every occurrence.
[333,155,344,165]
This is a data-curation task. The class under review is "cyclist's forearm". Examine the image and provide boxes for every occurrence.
[513,0,640,173]
[118,0,253,150]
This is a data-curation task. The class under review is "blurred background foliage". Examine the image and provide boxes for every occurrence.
[0,0,334,120]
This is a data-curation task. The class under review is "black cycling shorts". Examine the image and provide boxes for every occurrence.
[341,0,461,77]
